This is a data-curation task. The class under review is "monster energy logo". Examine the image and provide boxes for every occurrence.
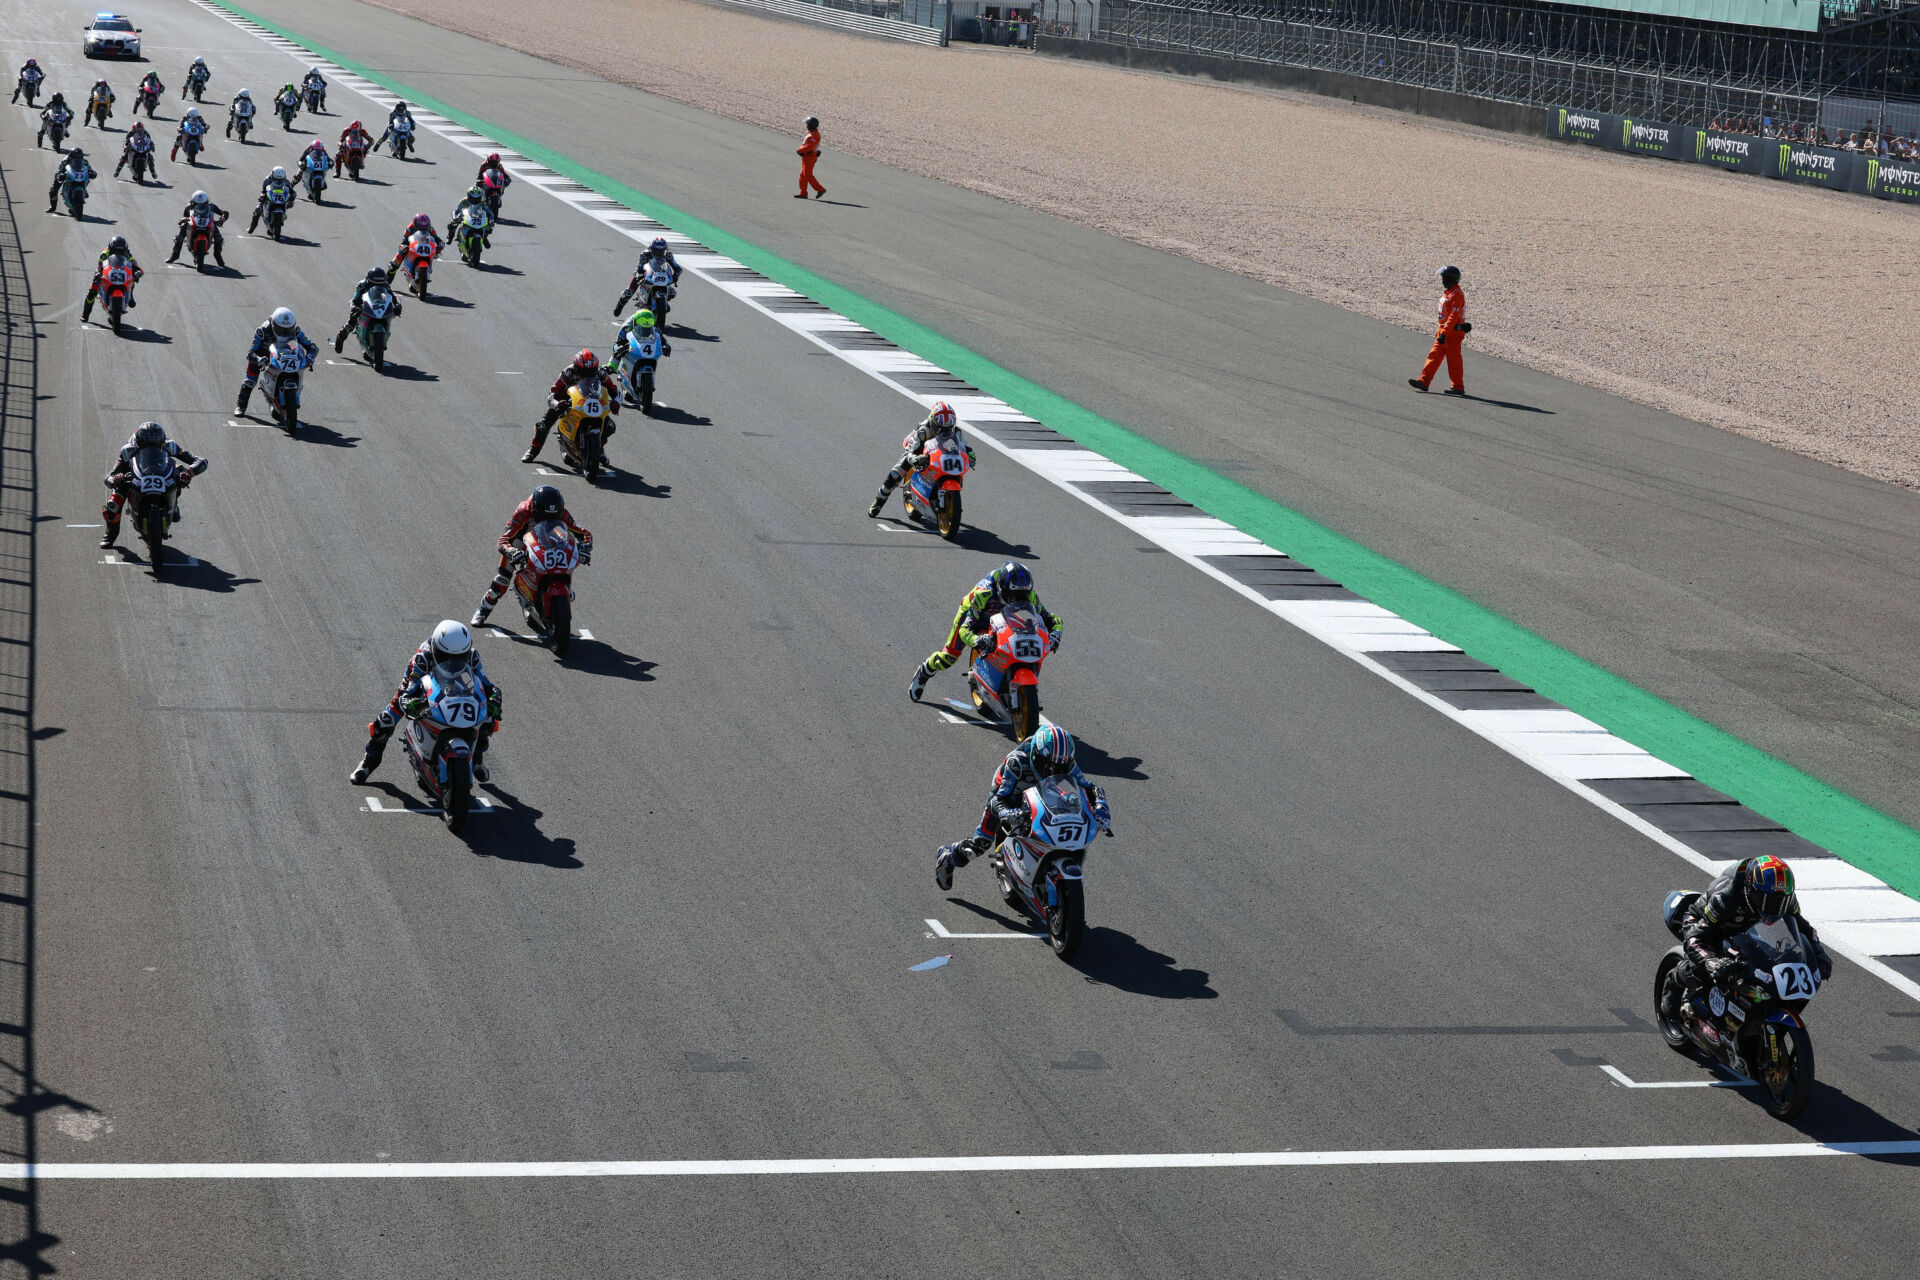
[1868,159,1920,194]
[1696,131,1705,161]
[1779,143,1790,173]
[1558,108,1566,136]
[1870,158,1879,191]
[1622,118,1633,147]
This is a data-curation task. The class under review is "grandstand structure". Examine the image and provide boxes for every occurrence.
[1036,0,1920,132]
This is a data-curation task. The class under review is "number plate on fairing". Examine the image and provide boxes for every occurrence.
[1772,962,1817,1000]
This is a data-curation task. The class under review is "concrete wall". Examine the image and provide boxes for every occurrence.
[1037,38,1552,138]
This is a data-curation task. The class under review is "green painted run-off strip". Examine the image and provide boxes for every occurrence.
[212,1,1920,903]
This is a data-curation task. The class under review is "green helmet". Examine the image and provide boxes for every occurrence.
[630,309,655,331]
[467,185,485,201]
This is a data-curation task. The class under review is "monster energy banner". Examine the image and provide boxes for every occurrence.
[1857,156,1920,203]
[1553,107,1920,206]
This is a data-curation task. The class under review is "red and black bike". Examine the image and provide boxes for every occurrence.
[511,519,583,656]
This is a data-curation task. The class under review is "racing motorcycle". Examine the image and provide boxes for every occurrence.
[135,82,160,117]
[185,208,222,270]
[123,446,205,575]
[340,137,367,181]
[275,93,298,130]
[511,519,583,656]
[641,261,675,328]
[398,666,487,833]
[352,285,399,371]
[260,185,293,240]
[230,106,253,144]
[177,127,206,166]
[263,340,311,433]
[453,204,491,267]
[555,384,613,481]
[387,117,415,159]
[480,167,508,217]
[301,160,327,204]
[185,68,209,103]
[96,257,135,334]
[902,431,969,541]
[16,71,42,108]
[1654,891,1824,1120]
[614,328,665,414]
[303,82,324,114]
[42,111,70,153]
[985,775,1111,961]
[967,603,1053,740]
[126,144,154,184]
[87,97,111,129]
[396,230,439,299]
[58,167,90,220]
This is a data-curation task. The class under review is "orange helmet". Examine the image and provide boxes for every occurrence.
[571,349,599,375]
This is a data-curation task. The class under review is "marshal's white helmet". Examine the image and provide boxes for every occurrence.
[429,620,473,668]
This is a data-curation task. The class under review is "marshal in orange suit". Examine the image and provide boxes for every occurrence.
[1409,265,1470,396]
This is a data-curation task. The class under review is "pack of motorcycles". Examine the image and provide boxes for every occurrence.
[42,50,1836,1116]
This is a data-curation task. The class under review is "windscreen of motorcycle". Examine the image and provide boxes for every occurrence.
[425,669,485,731]
[363,288,392,318]
[132,447,174,492]
[1031,776,1094,850]
[527,520,579,572]
[1733,917,1822,1003]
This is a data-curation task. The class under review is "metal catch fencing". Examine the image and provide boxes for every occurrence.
[1031,0,1823,129]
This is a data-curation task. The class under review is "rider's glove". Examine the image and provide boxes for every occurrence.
[402,697,427,718]
[486,690,503,722]
[1048,633,1060,654]
[579,548,592,566]
[1703,956,1737,985]
[507,546,529,567]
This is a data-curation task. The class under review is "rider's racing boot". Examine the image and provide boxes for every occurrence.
[908,662,931,702]
[470,603,491,627]
[334,326,348,354]
[349,750,380,785]
[934,844,959,892]
[867,486,890,518]
[235,384,252,417]
[472,759,490,784]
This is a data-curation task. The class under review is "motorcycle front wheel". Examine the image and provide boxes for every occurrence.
[108,300,122,334]
[1011,688,1040,740]
[141,515,165,575]
[938,491,962,542]
[1654,949,1693,1053]
[549,595,572,658]
[1759,1023,1815,1120]
[1048,878,1085,961]
[441,760,472,833]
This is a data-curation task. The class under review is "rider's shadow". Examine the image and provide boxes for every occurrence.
[118,327,173,345]
[952,525,1039,560]
[379,362,438,383]
[417,295,473,309]
[565,637,655,682]
[278,420,359,449]
[588,470,671,499]
[644,405,709,427]
[471,262,522,276]
[1072,737,1147,781]
[466,785,582,869]
[268,234,319,248]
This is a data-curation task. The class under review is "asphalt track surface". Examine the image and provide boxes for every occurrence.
[3,1,1918,1275]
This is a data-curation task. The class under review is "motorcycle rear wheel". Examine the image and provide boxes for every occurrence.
[938,492,962,542]
[1654,950,1693,1053]
[1048,878,1085,961]
[549,595,572,658]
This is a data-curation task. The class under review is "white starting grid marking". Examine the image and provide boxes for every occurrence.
[8,1139,1920,1179]
[926,918,1040,941]
[363,795,495,815]
[1600,1065,1757,1090]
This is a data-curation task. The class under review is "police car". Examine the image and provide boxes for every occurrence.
[82,13,143,59]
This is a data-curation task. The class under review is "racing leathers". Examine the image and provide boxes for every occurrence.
[82,248,143,321]
[248,173,294,234]
[167,199,228,265]
[524,365,622,460]
[867,413,976,516]
[137,72,164,111]
[236,319,317,416]
[36,101,73,149]
[614,247,682,315]
[338,122,372,165]
[46,154,95,212]
[226,94,255,138]
[86,83,114,127]
[297,144,331,196]
[444,193,492,247]
[470,498,593,625]
[376,104,415,152]
[183,61,210,99]
[333,278,402,351]
[945,735,1104,875]
[354,642,502,781]
[11,62,44,105]
[1679,863,1834,991]
[910,574,1063,699]
[171,112,209,162]
[115,128,157,178]
[100,434,206,549]
[302,69,327,110]
[388,224,444,281]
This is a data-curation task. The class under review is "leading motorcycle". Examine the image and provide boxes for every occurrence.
[902,431,969,541]
[967,603,1053,739]
[987,775,1111,960]
[398,667,487,833]
[1654,891,1824,1119]
[511,519,583,657]
[387,117,415,159]
[121,446,205,575]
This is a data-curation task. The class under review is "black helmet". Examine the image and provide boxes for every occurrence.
[1739,856,1795,923]
[649,236,668,254]
[108,235,129,255]
[134,421,166,448]
[530,485,563,519]
[365,266,389,285]
[1438,264,1462,288]
[804,115,819,130]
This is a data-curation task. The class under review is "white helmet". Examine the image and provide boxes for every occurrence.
[270,165,286,181]
[269,307,296,334]
[185,106,200,118]
[190,190,209,206]
[429,620,474,667]
[236,87,251,99]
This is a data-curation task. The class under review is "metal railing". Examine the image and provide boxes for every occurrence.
[1032,0,1838,128]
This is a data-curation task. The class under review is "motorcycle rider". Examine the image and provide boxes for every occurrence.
[136,69,164,111]
[297,138,332,195]
[11,58,44,105]
[522,349,621,463]
[86,79,114,128]
[933,724,1104,890]
[444,184,493,248]
[338,118,373,166]
[614,236,682,316]
[246,165,295,234]
[333,266,403,353]
[235,307,316,417]
[166,190,229,266]
[171,106,210,162]
[82,235,143,323]
[36,93,73,149]
[114,120,158,178]
[376,99,415,152]
[46,148,95,214]
[348,621,503,786]
[611,308,670,406]
[866,401,977,519]
[301,66,327,111]
[1676,855,1835,995]
[475,150,511,201]
[272,82,300,126]
[907,560,1063,703]
[387,212,444,281]
[99,421,207,551]
[226,87,255,138]
[183,57,211,99]
[469,485,593,627]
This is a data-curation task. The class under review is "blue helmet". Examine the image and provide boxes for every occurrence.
[990,561,1034,604]
[1028,723,1075,776]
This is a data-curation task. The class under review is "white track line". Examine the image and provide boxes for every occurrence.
[187,0,1920,998]
[9,1140,1920,1178]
